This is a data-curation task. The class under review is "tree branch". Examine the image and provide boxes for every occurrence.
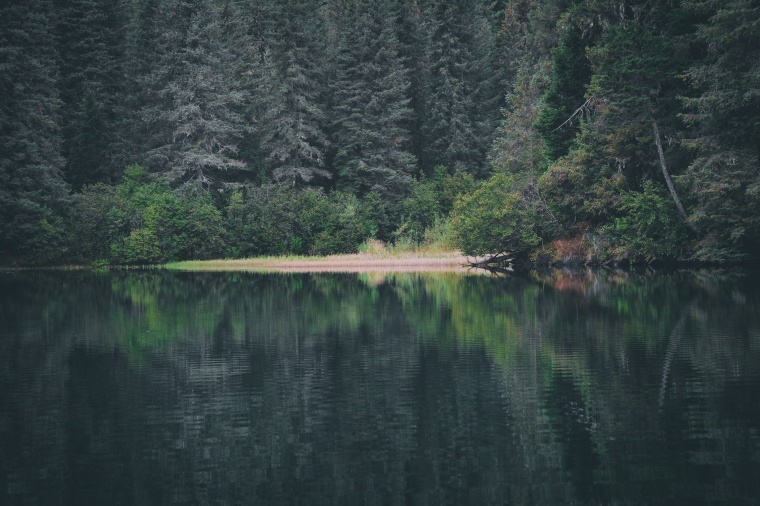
[553,97,595,132]
[651,116,699,234]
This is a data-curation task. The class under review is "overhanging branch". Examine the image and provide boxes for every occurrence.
[553,97,595,132]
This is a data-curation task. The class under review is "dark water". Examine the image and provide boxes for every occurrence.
[0,269,759,505]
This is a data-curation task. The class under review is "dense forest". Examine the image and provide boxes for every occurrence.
[1,0,759,266]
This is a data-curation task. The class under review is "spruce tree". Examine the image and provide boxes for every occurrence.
[0,0,70,262]
[54,0,127,188]
[394,0,431,174]
[681,0,760,260]
[491,0,561,171]
[117,0,162,169]
[422,0,496,175]
[256,0,330,186]
[331,0,416,202]
[139,0,250,195]
[534,23,591,164]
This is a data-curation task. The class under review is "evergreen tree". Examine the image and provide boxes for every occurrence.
[422,0,497,175]
[534,23,592,164]
[257,0,330,186]
[117,0,162,169]
[394,0,430,173]
[491,0,565,176]
[139,0,250,195]
[331,0,416,202]
[229,0,278,184]
[539,1,700,238]
[586,20,696,226]
[681,0,760,260]
[489,0,564,234]
[54,0,127,188]
[0,0,70,262]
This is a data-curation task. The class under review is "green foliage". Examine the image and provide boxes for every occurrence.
[67,183,124,261]
[225,185,375,258]
[310,193,372,255]
[228,184,295,256]
[68,165,226,264]
[4,0,760,265]
[603,180,689,261]
[680,0,760,261]
[0,0,70,264]
[449,173,541,256]
[396,167,476,245]
[398,179,440,244]
[539,144,626,226]
[331,0,415,202]
[534,24,591,163]
[114,227,162,264]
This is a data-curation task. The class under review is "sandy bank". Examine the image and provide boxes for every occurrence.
[164,252,488,273]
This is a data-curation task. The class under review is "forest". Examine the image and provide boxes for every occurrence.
[1,0,759,266]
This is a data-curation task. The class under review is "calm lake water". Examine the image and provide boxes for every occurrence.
[1,269,759,505]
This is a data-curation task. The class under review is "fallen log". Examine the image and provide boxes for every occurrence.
[466,252,513,269]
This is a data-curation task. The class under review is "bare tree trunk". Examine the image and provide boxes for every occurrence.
[651,116,698,234]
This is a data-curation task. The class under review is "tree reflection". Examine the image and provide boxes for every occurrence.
[0,269,758,504]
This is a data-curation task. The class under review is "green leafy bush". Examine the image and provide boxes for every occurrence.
[396,166,476,245]
[449,173,541,256]
[67,183,125,262]
[310,193,372,255]
[224,185,374,258]
[603,180,689,261]
[67,166,226,264]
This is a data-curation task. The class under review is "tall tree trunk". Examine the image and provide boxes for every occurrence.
[651,116,698,234]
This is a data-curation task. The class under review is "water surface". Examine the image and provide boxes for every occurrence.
[1,269,758,505]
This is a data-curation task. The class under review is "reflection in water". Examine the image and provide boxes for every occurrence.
[0,269,759,505]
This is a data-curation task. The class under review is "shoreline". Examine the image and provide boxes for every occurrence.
[162,252,488,273]
[2,251,749,273]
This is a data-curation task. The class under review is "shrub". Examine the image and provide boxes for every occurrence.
[449,173,541,256]
[396,166,476,246]
[603,180,689,261]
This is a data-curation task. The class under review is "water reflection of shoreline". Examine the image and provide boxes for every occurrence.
[0,270,758,505]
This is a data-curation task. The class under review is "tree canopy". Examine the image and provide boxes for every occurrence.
[1,0,759,265]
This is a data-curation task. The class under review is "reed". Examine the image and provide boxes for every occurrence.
[161,249,483,273]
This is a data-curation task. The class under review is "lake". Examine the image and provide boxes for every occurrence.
[1,269,759,505]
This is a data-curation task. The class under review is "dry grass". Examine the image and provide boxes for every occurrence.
[163,250,486,273]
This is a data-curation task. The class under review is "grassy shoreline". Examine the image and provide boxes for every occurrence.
[162,251,483,273]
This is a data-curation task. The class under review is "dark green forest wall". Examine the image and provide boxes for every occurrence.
[1,0,758,265]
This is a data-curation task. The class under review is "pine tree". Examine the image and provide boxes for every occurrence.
[54,0,127,188]
[422,0,497,175]
[256,0,330,186]
[394,0,430,173]
[117,0,162,170]
[140,0,250,195]
[681,0,760,260]
[539,1,700,235]
[0,0,70,262]
[534,23,592,164]
[331,0,415,202]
